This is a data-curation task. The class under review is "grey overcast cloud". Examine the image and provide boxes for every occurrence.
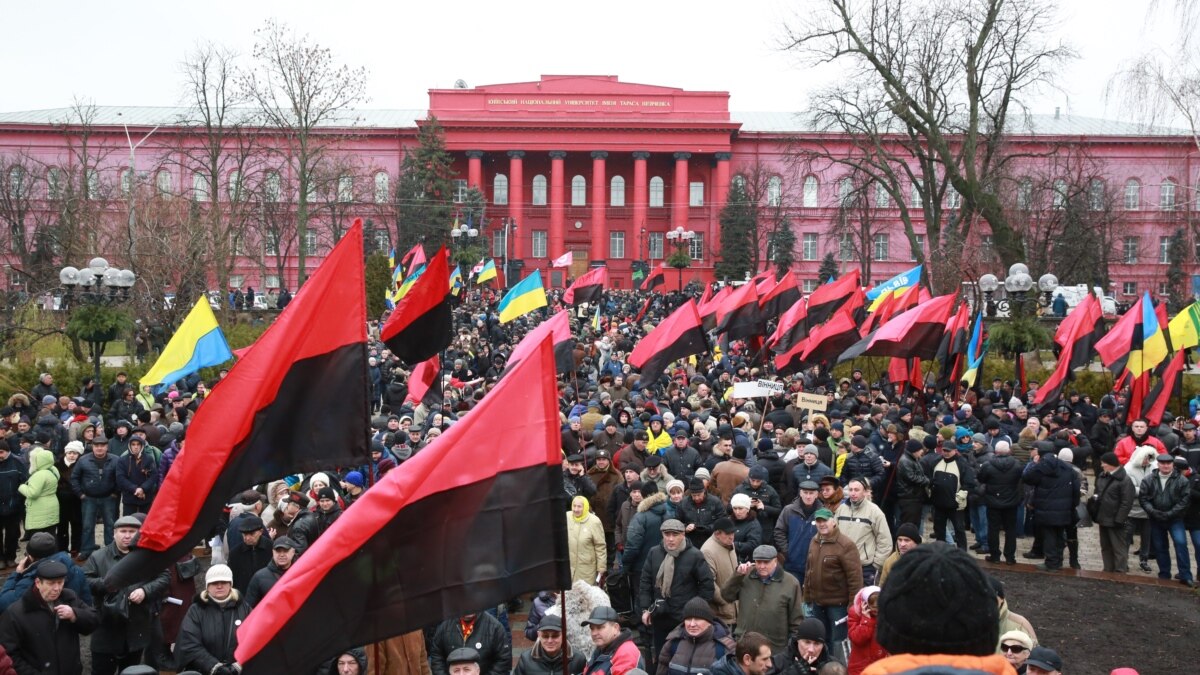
[0,0,1180,121]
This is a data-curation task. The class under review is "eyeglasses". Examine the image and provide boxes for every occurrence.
[1000,644,1028,654]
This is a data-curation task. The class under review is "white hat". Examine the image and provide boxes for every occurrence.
[64,441,85,455]
[205,564,233,585]
[730,493,752,509]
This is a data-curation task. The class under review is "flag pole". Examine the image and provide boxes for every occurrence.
[560,591,570,675]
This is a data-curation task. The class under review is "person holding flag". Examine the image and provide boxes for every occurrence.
[140,297,233,393]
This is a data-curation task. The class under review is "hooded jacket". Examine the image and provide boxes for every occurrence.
[774,497,820,583]
[848,586,887,675]
[17,448,58,530]
[1023,454,1080,527]
[622,492,667,574]
[976,455,1024,510]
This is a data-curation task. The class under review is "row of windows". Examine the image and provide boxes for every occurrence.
[492,175,702,207]
[1120,235,1195,264]
[501,230,706,261]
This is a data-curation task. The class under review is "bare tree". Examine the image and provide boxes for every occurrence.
[732,158,796,273]
[826,169,893,284]
[307,152,372,248]
[782,0,1075,281]
[239,19,368,286]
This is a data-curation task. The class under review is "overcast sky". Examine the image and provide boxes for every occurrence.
[0,0,1182,121]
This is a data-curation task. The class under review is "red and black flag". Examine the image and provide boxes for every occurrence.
[106,220,371,589]
[381,246,452,365]
[699,285,731,332]
[505,310,576,375]
[1053,294,1107,370]
[1096,296,1142,376]
[839,293,957,363]
[234,337,570,675]
[641,262,666,292]
[1142,349,1186,425]
[769,299,809,353]
[630,300,708,378]
[806,269,861,326]
[563,265,608,306]
[935,303,971,389]
[759,271,801,321]
[715,281,764,340]
[406,355,442,409]
[799,304,862,365]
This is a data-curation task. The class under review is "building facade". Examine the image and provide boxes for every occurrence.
[1,74,1197,301]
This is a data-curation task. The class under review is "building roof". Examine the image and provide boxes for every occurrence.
[0,105,1191,138]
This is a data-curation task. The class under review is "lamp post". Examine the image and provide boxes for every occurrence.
[665,225,695,292]
[502,217,517,289]
[450,220,480,274]
[118,112,160,258]
[59,258,137,386]
[978,264,1058,318]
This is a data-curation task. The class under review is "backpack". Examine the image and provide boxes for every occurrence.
[930,460,961,510]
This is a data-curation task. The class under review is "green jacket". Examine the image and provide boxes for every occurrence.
[18,447,60,530]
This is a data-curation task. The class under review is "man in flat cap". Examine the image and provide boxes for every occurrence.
[581,607,643,675]
[639,519,715,662]
[0,560,98,675]
[721,545,803,652]
[513,615,585,675]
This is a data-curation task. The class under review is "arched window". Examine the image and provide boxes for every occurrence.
[837,177,853,206]
[910,179,924,208]
[374,172,389,204]
[874,182,889,208]
[265,171,281,202]
[946,187,961,209]
[532,174,547,206]
[649,176,664,207]
[767,176,782,206]
[156,170,172,196]
[611,175,626,207]
[492,173,508,205]
[193,173,209,202]
[1161,179,1177,211]
[1124,179,1141,210]
[7,167,25,198]
[802,175,818,208]
[1088,179,1105,211]
[1052,179,1067,209]
[46,168,61,199]
[571,175,587,205]
[337,174,353,203]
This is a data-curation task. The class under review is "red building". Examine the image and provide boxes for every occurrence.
[1,74,1197,301]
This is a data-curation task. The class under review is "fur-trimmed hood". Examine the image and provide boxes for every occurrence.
[638,490,668,513]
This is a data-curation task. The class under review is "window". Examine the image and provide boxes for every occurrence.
[767,176,782,207]
[193,174,210,201]
[1161,179,1176,211]
[946,187,961,209]
[981,235,993,259]
[689,234,704,261]
[374,172,390,204]
[1124,179,1141,210]
[85,169,98,199]
[910,180,923,208]
[1017,178,1032,209]
[371,229,390,253]
[1089,179,1105,211]
[7,167,25,198]
[610,231,626,259]
[1123,236,1139,264]
[491,230,508,257]
[649,232,664,259]
[874,182,890,208]
[263,235,279,257]
[1052,179,1066,209]
[803,176,819,208]
[47,168,61,199]
[453,179,468,204]
[1161,236,1172,264]
[532,175,547,206]
[264,274,281,289]
[610,176,625,206]
[305,178,317,203]
[120,169,132,195]
[265,172,281,202]
[156,170,172,196]
[911,234,925,261]
[803,279,819,293]
[839,233,854,261]
[803,233,819,261]
[303,230,318,255]
[1123,282,1137,295]
[571,175,587,205]
[229,171,242,201]
[838,177,853,206]
[229,275,244,289]
[732,175,746,191]
[492,174,508,205]
[689,181,704,207]
[532,230,548,258]
[337,175,353,203]
[649,176,665,207]
[1158,282,1169,295]
[873,233,890,261]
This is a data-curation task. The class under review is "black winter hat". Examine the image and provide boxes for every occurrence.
[793,617,826,643]
[682,597,715,622]
[922,435,939,451]
[904,439,923,454]
[875,542,999,657]
[851,435,868,449]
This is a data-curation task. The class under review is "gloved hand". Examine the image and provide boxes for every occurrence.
[213,664,234,675]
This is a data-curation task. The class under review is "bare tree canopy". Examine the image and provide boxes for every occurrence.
[782,0,1074,288]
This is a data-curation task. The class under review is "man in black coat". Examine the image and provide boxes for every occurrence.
[1091,452,1136,573]
[175,564,252,675]
[677,479,728,549]
[429,612,511,675]
[1139,453,1194,586]
[227,515,273,596]
[245,536,297,607]
[976,441,1024,564]
[1022,447,1080,572]
[0,560,99,675]
[894,440,930,527]
[731,467,782,533]
[638,519,716,663]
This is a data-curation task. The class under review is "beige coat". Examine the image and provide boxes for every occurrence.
[566,512,607,584]
[700,534,739,624]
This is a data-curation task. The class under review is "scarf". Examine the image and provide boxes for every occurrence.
[571,496,591,523]
[654,542,685,598]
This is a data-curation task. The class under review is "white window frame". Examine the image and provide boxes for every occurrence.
[911,234,925,261]
[689,234,704,261]
[873,233,889,261]
[193,173,210,202]
[649,176,665,207]
[1123,236,1139,264]
[492,174,508,205]
[1161,180,1176,211]
[610,176,625,207]
[648,232,664,260]
[839,233,854,261]
[265,171,281,203]
[802,233,819,261]
[229,171,242,202]
[1052,179,1067,209]
[337,175,354,203]
[156,170,172,196]
[803,176,818,208]
[1124,179,1140,210]
[1088,179,1105,211]
[803,279,819,293]
[492,230,508,257]
[946,187,961,209]
[610,231,626,259]
[303,230,318,256]
[532,230,548,258]
[571,175,587,206]
[532,175,547,206]
[1122,282,1137,295]
[229,275,244,289]
[874,182,890,208]
[374,172,390,204]
[838,177,853,207]
[767,176,782,207]
[1161,236,1172,264]
[689,181,704,207]
[264,274,281,289]
[453,179,468,204]
[1017,178,1032,209]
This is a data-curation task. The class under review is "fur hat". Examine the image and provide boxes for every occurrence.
[875,542,999,656]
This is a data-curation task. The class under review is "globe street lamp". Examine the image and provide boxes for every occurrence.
[59,258,137,386]
[665,226,695,292]
[978,264,1058,318]
[450,221,480,272]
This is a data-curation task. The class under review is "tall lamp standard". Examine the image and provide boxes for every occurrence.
[502,217,518,289]
[58,258,137,386]
[977,264,1058,397]
[117,112,160,258]
[450,220,480,275]
[665,225,695,292]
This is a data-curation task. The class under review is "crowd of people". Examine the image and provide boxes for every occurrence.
[0,285,1189,675]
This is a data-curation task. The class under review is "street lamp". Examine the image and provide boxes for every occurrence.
[118,112,160,258]
[502,217,517,289]
[450,220,480,274]
[665,226,696,292]
[978,264,1057,317]
[59,258,137,386]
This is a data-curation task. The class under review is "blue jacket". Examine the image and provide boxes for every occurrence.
[774,497,820,584]
[0,551,93,613]
[0,455,28,516]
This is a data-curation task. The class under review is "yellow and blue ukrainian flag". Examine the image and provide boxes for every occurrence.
[141,296,234,391]
[476,259,498,284]
[498,269,547,323]
[449,265,464,296]
[1132,291,1168,375]
[865,264,922,311]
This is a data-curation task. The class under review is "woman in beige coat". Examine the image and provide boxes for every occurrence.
[566,495,606,585]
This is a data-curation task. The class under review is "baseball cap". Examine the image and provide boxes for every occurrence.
[1025,647,1063,672]
[581,606,621,626]
[814,508,834,521]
